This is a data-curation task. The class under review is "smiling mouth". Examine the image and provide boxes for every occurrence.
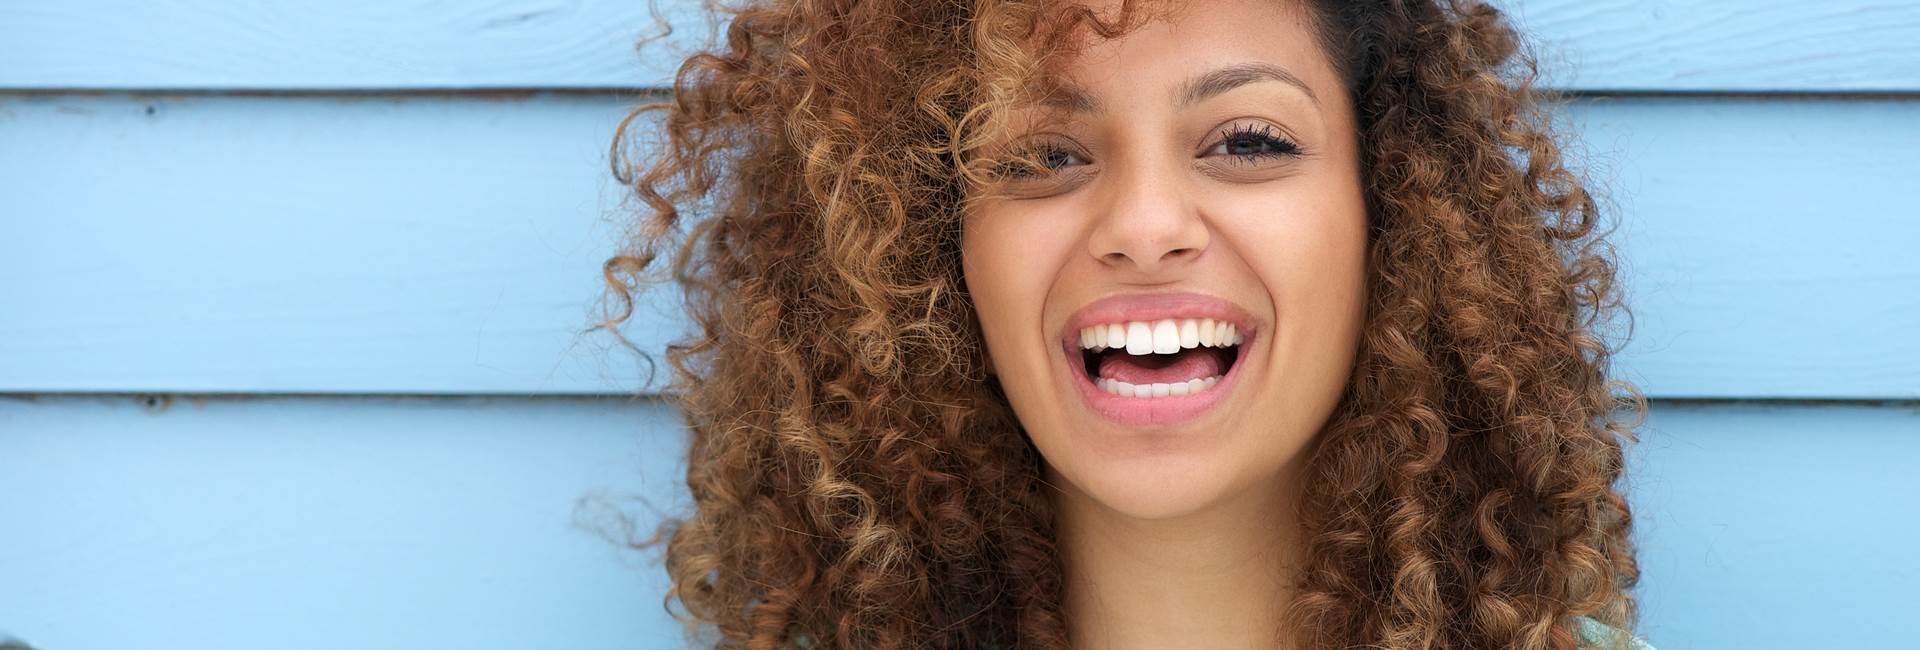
[1075,318,1245,397]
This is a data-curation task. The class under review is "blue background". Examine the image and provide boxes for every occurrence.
[2,1,1916,648]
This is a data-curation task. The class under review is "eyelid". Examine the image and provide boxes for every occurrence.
[1199,120,1304,162]
[989,136,1097,198]
[1028,135,1091,164]
[998,136,1092,178]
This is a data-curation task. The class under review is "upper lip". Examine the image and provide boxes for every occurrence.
[1061,291,1258,345]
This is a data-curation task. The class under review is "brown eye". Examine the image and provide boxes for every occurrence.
[981,140,1096,199]
[1204,123,1302,164]
[997,142,1087,179]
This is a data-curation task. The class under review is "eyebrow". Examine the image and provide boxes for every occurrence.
[1179,62,1319,108]
[1040,62,1319,115]
[1037,83,1102,114]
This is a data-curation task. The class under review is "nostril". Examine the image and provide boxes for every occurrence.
[1097,246,1201,270]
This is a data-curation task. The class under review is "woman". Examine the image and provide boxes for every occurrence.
[601,0,1652,647]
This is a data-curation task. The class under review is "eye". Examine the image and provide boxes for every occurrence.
[1203,122,1302,165]
[995,141,1088,179]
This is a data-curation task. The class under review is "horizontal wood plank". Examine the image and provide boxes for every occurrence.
[0,0,710,91]
[0,94,1915,398]
[1,397,1914,648]
[1623,402,1920,649]
[0,94,683,395]
[1567,97,1920,399]
[0,395,690,650]
[0,0,1916,92]
[1508,0,1920,93]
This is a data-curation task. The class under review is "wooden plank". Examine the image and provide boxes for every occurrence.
[1,396,1914,648]
[1568,97,1920,399]
[1,94,1915,398]
[0,0,713,91]
[1509,0,1920,93]
[1626,402,1920,649]
[1,0,1917,92]
[0,395,692,650]
[0,94,682,395]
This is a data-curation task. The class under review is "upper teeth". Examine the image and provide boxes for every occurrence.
[1077,318,1242,354]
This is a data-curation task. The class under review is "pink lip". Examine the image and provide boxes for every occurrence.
[1059,292,1259,428]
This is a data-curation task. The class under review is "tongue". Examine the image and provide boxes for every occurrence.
[1098,348,1227,385]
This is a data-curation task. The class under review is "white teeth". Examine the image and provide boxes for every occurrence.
[1075,318,1246,353]
[1213,321,1240,346]
[1095,375,1225,398]
[1151,320,1180,354]
[1125,322,1154,355]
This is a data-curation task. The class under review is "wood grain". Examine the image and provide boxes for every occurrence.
[2,397,1914,648]
[1,0,1916,92]
[1511,0,1920,92]
[1566,97,1920,399]
[0,0,713,90]
[1624,402,1920,649]
[0,395,688,650]
[2,94,1915,398]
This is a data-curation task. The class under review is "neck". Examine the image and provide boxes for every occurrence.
[1052,467,1306,650]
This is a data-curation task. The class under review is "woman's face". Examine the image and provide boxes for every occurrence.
[962,0,1367,521]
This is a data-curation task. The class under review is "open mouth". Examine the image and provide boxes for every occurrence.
[1074,319,1245,397]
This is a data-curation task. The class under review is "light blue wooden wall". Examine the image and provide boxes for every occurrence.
[1,1,1915,648]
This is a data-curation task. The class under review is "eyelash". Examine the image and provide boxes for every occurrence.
[1001,123,1302,178]
[994,143,1078,180]
[1210,122,1303,165]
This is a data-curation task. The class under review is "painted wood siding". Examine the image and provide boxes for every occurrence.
[2,1,1915,649]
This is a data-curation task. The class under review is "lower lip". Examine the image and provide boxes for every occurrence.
[1062,336,1251,428]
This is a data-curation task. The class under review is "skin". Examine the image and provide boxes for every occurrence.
[960,0,1368,647]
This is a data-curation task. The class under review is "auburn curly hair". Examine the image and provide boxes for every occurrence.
[595,0,1647,647]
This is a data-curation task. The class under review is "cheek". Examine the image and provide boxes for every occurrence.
[961,210,1048,363]
[1269,207,1366,306]
[1214,183,1366,282]
[961,203,1085,379]
[1213,183,1369,359]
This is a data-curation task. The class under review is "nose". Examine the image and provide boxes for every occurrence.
[1085,161,1210,275]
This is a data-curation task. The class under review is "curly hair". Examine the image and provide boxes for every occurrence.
[595,0,1647,648]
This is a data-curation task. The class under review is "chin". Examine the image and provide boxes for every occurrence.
[1046,444,1248,521]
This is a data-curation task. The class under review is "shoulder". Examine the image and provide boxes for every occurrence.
[1576,615,1656,650]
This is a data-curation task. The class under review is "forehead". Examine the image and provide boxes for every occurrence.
[1036,0,1337,108]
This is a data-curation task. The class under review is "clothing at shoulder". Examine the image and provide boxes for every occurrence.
[1577,615,1656,650]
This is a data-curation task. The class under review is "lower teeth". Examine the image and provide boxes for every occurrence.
[1095,376,1222,398]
